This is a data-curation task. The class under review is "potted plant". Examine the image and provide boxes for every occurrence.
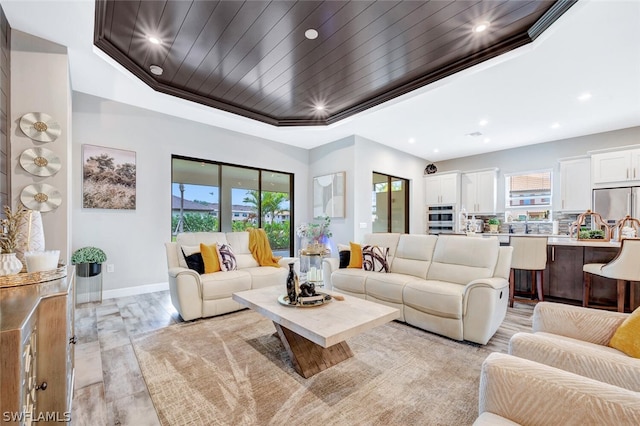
[71,246,107,277]
[488,218,500,233]
[0,206,28,275]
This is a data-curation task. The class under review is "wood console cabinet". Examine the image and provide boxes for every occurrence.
[0,272,75,425]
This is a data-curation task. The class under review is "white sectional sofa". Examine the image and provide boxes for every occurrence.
[165,231,294,321]
[323,233,513,344]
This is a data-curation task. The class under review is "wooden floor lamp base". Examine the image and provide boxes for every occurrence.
[273,322,354,378]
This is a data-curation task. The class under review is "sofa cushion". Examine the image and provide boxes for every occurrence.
[390,234,437,279]
[427,235,498,284]
[200,270,251,300]
[366,273,421,304]
[403,279,465,319]
[363,233,401,264]
[217,243,238,271]
[243,266,288,289]
[362,245,390,272]
[225,232,260,268]
[332,268,377,295]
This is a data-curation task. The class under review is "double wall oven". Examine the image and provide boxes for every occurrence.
[427,205,456,234]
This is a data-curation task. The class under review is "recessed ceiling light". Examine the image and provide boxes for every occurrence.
[479,119,488,126]
[483,138,491,143]
[433,148,439,153]
[578,92,592,101]
[147,36,161,45]
[409,138,415,144]
[314,105,325,111]
[473,21,490,33]
[551,122,560,129]
[149,64,163,76]
[305,29,318,40]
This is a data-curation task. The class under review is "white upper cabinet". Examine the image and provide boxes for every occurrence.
[592,148,640,185]
[559,157,591,212]
[424,172,459,205]
[461,169,497,213]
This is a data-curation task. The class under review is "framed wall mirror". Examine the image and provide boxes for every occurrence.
[313,172,345,218]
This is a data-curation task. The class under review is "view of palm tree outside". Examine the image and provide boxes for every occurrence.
[171,157,292,255]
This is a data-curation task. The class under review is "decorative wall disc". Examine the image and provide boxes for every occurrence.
[20,184,62,212]
[19,112,61,142]
[19,147,61,177]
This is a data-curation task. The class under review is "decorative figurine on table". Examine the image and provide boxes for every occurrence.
[299,282,316,298]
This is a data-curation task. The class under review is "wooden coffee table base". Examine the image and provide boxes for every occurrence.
[273,322,354,378]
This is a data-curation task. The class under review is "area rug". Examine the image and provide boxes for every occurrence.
[132,307,532,426]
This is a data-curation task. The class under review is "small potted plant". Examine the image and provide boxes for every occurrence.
[71,246,107,277]
[488,218,500,233]
[0,206,28,276]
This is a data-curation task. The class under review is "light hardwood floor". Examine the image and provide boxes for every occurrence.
[70,291,534,425]
[72,291,183,425]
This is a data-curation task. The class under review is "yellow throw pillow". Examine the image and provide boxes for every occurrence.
[347,242,362,268]
[200,243,221,273]
[609,307,640,358]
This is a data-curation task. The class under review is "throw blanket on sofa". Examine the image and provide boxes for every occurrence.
[248,228,282,267]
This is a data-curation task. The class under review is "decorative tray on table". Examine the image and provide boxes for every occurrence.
[278,292,332,307]
[0,263,67,288]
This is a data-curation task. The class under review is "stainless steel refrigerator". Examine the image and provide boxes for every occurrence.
[592,187,640,225]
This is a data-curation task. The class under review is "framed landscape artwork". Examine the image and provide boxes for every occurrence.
[313,171,345,218]
[82,144,136,209]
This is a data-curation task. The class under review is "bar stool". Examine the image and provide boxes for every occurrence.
[509,236,548,308]
[583,238,640,313]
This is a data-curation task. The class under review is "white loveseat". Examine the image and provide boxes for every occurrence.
[165,231,293,321]
[323,233,513,344]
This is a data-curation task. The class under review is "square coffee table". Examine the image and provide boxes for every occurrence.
[232,286,399,378]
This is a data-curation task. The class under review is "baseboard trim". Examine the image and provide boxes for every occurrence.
[102,282,169,300]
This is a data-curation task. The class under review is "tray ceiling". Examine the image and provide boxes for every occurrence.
[94,0,574,127]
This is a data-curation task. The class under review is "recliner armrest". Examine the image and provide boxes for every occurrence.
[533,302,628,346]
[168,266,199,279]
[465,277,509,291]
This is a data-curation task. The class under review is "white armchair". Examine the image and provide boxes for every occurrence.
[475,352,640,425]
[509,302,640,392]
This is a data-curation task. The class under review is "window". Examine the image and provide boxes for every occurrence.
[372,172,409,233]
[505,170,552,220]
[171,156,293,256]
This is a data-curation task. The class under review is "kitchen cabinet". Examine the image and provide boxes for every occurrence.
[424,172,459,205]
[0,273,75,424]
[591,148,640,185]
[559,157,591,212]
[461,169,497,213]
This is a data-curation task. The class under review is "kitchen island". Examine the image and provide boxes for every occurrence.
[502,235,631,310]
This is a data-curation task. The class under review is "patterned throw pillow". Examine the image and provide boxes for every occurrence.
[362,245,390,272]
[216,243,238,271]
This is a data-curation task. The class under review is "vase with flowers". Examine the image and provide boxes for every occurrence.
[296,216,332,255]
[0,206,28,276]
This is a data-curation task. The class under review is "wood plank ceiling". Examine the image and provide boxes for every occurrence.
[94,0,574,126]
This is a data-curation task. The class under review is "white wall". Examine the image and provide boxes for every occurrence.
[72,92,309,293]
[309,134,427,247]
[434,126,640,213]
[10,30,70,261]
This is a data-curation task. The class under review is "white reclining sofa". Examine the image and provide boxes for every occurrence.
[323,233,513,344]
[165,231,293,321]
